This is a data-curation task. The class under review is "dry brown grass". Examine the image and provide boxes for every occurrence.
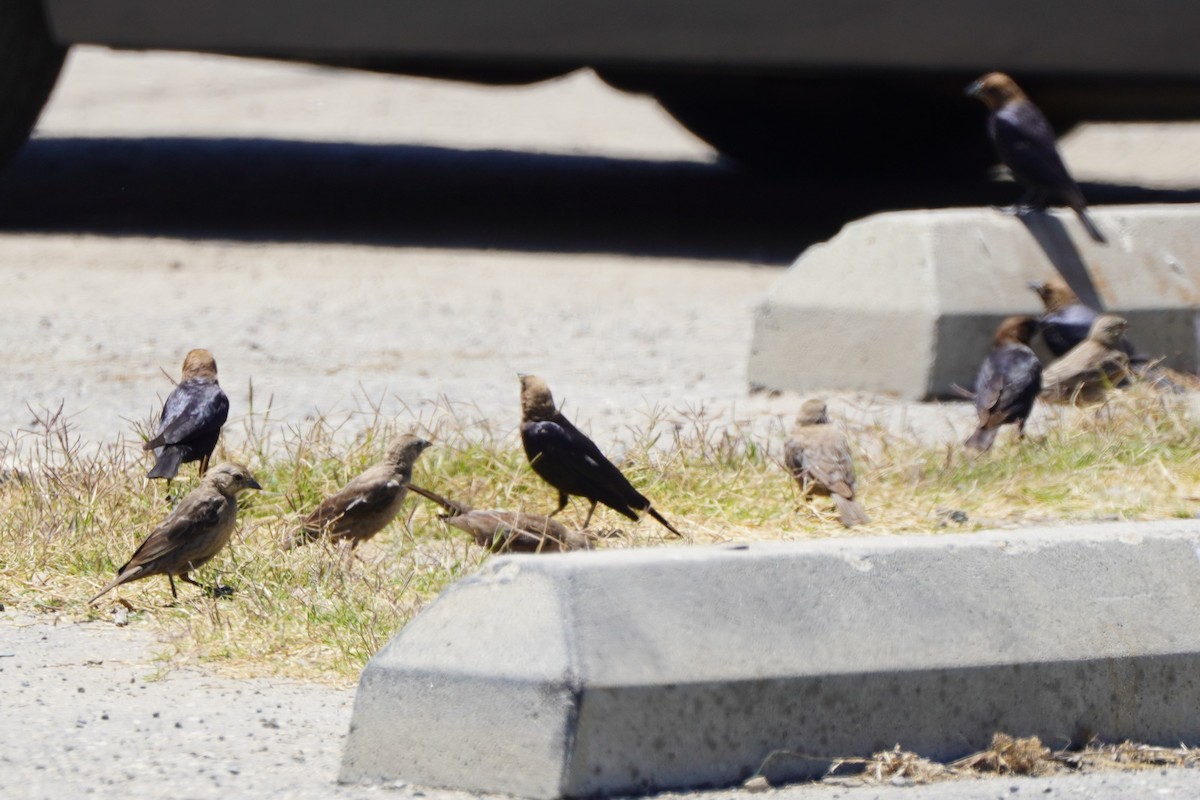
[1,385,1198,681]
[744,734,1200,790]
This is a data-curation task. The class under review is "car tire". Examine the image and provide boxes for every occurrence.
[645,75,998,179]
[0,0,67,171]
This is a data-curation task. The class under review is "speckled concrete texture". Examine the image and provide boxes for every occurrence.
[749,207,1200,400]
[341,520,1200,797]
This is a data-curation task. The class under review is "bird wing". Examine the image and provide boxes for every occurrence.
[977,346,1042,425]
[790,427,856,499]
[993,348,1043,419]
[522,417,647,518]
[119,494,227,573]
[1041,304,1098,356]
[145,379,230,449]
[306,471,402,530]
[1042,341,1100,387]
[991,102,1080,201]
[973,354,1004,418]
[343,480,402,514]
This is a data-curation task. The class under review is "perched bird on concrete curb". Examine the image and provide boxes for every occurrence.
[784,400,868,527]
[1028,278,1135,358]
[519,375,682,536]
[407,483,596,553]
[89,463,261,604]
[144,349,230,480]
[1040,314,1131,402]
[966,72,1106,244]
[291,434,431,550]
[965,316,1043,452]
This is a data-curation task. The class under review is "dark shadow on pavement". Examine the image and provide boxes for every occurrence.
[1,137,1199,265]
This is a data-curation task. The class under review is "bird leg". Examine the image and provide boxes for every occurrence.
[178,573,204,590]
[198,453,211,477]
[178,571,233,598]
[168,574,178,599]
[582,500,599,529]
[548,491,569,517]
[1015,189,1049,214]
[996,190,1046,217]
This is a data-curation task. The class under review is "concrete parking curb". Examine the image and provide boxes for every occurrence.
[339,520,1200,798]
[747,205,1200,399]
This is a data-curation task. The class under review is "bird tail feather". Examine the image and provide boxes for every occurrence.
[88,578,121,605]
[646,506,683,537]
[965,426,999,452]
[88,567,140,605]
[832,495,869,527]
[406,482,472,516]
[146,448,182,479]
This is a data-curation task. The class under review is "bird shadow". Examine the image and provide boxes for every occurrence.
[1015,211,1106,308]
[1010,175,1200,311]
[1,138,1199,265]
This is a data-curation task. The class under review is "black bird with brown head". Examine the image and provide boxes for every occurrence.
[967,72,1105,243]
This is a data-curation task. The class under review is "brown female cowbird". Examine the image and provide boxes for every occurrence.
[519,375,681,536]
[966,72,1105,244]
[291,433,431,549]
[784,399,868,527]
[1040,314,1131,402]
[144,349,230,480]
[965,316,1043,452]
[89,463,261,604]
[407,483,594,553]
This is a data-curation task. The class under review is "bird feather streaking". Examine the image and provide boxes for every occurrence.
[291,434,431,550]
[89,463,261,604]
[783,399,869,527]
[407,482,596,552]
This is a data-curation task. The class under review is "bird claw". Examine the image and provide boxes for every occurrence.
[206,584,236,599]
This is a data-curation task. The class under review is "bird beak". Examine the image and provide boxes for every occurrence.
[965,79,983,98]
[247,477,263,491]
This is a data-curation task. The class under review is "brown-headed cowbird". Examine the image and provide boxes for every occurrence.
[966,72,1105,244]
[1028,278,1137,359]
[144,349,230,480]
[965,316,1043,452]
[784,399,868,527]
[519,375,681,536]
[407,483,595,553]
[89,463,261,604]
[291,433,431,549]
[1040,314,1131,402]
